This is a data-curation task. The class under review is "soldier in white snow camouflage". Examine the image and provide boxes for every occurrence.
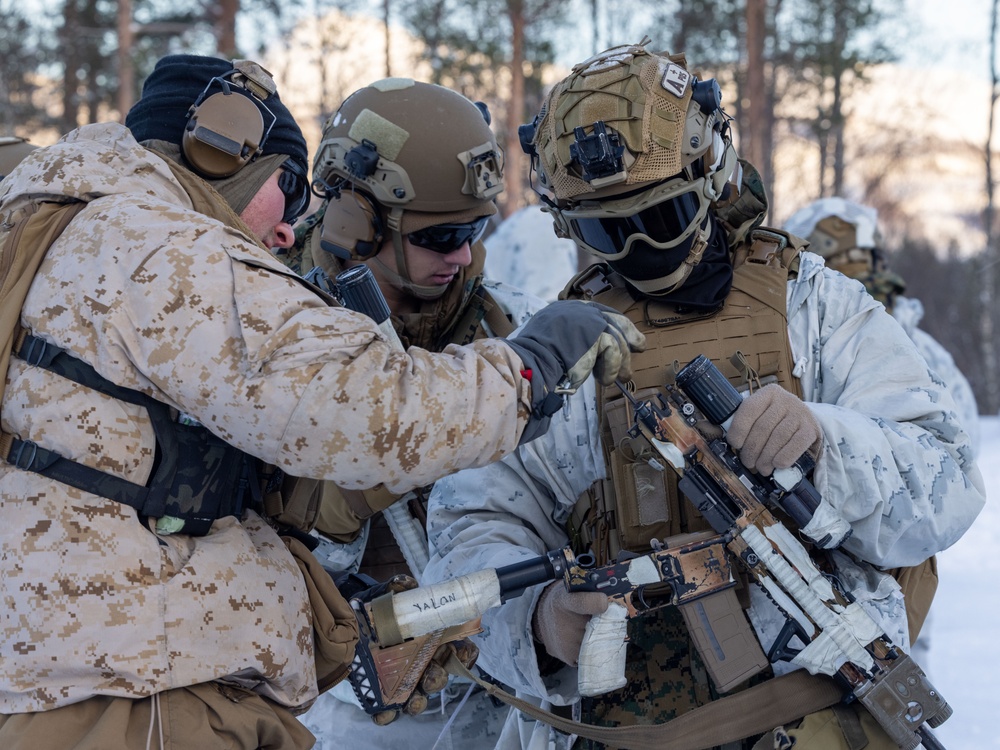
[423,40,985,750]
[0,55,643,749]
[784,196,980,458]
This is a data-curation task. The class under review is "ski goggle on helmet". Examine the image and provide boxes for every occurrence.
[520,40,740,267]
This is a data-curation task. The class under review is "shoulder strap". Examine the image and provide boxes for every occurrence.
[0,200,86,457]
[445,653,843,750]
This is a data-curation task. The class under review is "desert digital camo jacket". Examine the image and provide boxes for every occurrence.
[423,251,986,750]
[0,123,534,713]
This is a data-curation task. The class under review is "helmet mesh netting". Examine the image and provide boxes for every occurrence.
[538,49,692,201]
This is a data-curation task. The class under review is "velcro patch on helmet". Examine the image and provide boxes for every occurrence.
[660,63,691,99]
[370,77,415,92]
[349,109,409,162]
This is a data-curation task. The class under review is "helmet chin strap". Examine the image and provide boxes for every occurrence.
[370,215,449,300]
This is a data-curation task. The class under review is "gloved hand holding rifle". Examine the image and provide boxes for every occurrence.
[607,354,950,750]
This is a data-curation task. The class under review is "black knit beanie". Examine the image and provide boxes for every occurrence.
[125,54,308,216]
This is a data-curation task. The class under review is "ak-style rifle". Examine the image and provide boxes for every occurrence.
[611,354,950,750]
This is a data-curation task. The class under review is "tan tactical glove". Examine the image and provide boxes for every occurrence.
[726,384,822,476]
[506,300,646,445]
[531,582,609,667]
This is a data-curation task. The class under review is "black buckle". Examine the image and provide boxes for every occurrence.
[21,336,50,367]
[10,439,39,470]
[572,265,614,299]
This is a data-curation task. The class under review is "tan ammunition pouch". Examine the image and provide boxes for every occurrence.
[261,470,324,533]
[567,229,803,563]
[281,534,360,694]
[887,555,938,644]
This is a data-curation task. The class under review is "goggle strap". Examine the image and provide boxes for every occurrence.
[624,223,711,296]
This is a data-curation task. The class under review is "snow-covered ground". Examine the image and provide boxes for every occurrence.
[924,415,1000,748]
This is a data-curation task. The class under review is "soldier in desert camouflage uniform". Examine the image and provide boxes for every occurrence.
[0,136,37,180]
[0,55,643,749]
[423,41,984,750]
[284,79,539,748]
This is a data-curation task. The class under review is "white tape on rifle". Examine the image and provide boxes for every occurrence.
[391,569,502,640]
[742,524,876,674]
[578,601,629,696]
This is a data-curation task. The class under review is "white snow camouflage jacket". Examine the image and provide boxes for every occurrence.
[892,295,980,457]
[0,123,535,713]
[423,252,985,749]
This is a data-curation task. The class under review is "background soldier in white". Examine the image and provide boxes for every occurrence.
[784,196,982,681]
[784,197,980,457]
[423,41,984,750]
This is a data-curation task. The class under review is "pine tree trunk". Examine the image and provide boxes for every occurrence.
[502,2,526,218]
[116,0,133,121]
[215,0,239,58]
[744,0,766,173]
[980,0,1000,413]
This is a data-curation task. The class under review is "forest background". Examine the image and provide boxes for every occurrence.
[4,0,1000,413]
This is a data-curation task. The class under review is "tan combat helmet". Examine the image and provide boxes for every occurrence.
[311,79,503,299]
[0,136,39,179]
[784,197,904,308]
[519,39,741,296]
[783,197,881,274]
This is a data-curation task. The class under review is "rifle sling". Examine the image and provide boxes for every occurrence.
[445,653,844,750]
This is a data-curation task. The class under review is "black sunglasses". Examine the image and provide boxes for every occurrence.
[278,165,310,225]
[407,216,489,254]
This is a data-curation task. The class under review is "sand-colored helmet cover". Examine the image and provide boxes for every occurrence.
[533,42,700,202]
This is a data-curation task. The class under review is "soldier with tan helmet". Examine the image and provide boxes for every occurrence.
[0,136,38,180]
[282,79,551,745]
[422,40,983,750]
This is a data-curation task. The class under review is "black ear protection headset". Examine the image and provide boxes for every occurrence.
[182,60,278,179]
